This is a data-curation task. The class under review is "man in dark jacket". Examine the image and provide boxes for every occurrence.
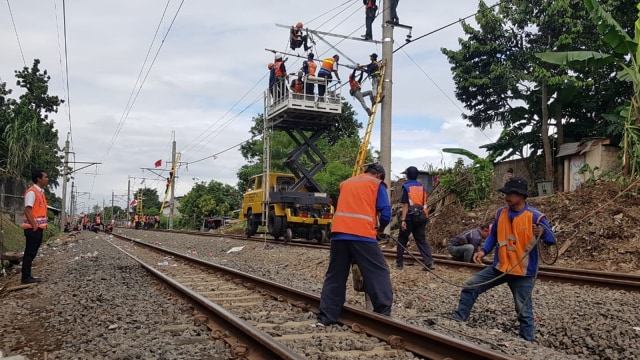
[447,224,490,262]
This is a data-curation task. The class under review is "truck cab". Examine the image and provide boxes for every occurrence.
[240,172,332,243]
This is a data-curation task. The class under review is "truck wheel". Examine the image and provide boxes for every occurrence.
[283,228,292,243]
[267,211,284,239]
[317,230,326,244]
[245,209,258,238]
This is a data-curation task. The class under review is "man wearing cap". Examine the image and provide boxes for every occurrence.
[317,163,392,327]
[396,166,434,270]
[451,177,556,342]
[359,53,382,97]
[302,53,317,99]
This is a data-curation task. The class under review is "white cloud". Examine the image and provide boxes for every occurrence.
[1,0,499,212]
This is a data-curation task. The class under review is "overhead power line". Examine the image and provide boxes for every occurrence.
[62,0,73,139]
[6,0,26,67]
[100,0,184,165]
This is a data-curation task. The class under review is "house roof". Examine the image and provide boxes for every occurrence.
[556,138,611,158]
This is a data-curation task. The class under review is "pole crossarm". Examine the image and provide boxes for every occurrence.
[312,33,358,68]
[66,162,101,174]
[264,48,358,70]
[275,23,382,44]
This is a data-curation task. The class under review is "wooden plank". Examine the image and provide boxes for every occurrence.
[3,283,37,292]
[558,239,574,256]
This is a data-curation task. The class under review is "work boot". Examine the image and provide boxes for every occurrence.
[366,108,373,116]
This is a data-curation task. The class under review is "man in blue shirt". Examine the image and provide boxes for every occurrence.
[447,224,491,262]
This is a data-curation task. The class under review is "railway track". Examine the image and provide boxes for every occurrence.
[109,232,513,360]
[148,229,640,292]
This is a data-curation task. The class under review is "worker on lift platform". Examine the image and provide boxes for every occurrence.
[290,22,310,51]
[273,53,288,99]
[291,71,304,99]
[302,53,317,98]
[317,55,340,98]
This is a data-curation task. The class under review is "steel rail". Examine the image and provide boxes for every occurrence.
[113,232,514,360]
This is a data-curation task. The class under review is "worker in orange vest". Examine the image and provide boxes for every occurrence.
[348,68,374,116]
[362,0,378,40]
[21,170,49,284]
[317,55,340,98]
[290,71,304,98]
[302,53,317,98]
[316,163,392,327]
[289,22,310,51]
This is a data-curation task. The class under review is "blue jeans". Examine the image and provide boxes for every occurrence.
[453,266,535,341]
[447,244,474,262]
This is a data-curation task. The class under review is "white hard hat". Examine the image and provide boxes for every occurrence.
[275,53,283,60]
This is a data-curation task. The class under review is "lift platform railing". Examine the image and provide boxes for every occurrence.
[264,75,342,120]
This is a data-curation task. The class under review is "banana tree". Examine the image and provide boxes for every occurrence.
[536,0,640,176]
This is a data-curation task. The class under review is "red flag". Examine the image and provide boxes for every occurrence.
[130,199,137,207]
[154,159,162,168]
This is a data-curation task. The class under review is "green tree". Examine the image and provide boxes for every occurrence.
[537,0,640,176]
[1,59,64,186]
[134,188,161,212]
[178,180,242,230]
[442,0,634,182]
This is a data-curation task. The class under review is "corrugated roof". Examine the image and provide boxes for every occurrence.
[556,139,611,158]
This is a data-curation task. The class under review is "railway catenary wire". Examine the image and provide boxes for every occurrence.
[180,1,363,162]
[181,2,503,167]
[109,231,515,360]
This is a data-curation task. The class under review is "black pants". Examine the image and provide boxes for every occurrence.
[22,228,43,280]
[365,9,376,39]
[396,220,433,267]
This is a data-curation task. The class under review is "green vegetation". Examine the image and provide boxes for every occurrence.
[438,149,495,210]
[177,180,242,230]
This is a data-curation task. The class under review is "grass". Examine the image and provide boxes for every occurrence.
[0,214,25,252]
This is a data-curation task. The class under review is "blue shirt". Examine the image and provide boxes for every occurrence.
[449,228,484,252]
[482,204,556,275]
[400,180,427,221]
[332,182,391,243]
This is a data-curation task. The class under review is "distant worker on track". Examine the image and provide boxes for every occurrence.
[348,68,374,116]
[362,0,378,41]
[317,55,340,98]
[290,22,310,51]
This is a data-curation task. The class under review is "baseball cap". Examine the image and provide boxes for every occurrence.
[498,177,529,197]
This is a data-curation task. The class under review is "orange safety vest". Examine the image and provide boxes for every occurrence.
[95,215,101,224]
[22,185,48,229]
[274,61,286,77]
[494,208,539,276]
[332,174,384,239]
[321,58,335,72]
[406,183,428,217]
[155,215,160,222]
[366,0,375,8]
[306,61,317,76]
[134,214,139,222]
[348,75,360,91]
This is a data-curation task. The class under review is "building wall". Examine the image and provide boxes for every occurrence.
[566,144,620,191]
[493,159,535,190]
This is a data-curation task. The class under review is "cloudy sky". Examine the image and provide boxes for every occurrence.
[1,0,500,214]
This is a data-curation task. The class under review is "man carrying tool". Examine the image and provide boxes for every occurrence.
[450,177,556,342]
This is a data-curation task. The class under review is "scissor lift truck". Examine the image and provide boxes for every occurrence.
[240,76,341,243]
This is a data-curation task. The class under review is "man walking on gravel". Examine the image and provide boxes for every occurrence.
[450,177,556,341]
[317,163,392,327]
[21,170,49,284]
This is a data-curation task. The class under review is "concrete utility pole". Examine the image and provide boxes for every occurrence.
[169,139,176,230]
[70,181,74,221]
[60,133,70,230]
[126,178,131,225]
[380,0,394,190]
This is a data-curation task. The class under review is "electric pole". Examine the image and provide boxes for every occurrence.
[126,177,131,225]
[60,134,70,230]
[169,139,176,230]
[380,1,394,190]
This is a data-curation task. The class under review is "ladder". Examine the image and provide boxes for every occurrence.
[159,153,181,215]
[352,64,386,177]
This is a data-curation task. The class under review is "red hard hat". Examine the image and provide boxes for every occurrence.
[296,22,303,28]
[268,63,274,69]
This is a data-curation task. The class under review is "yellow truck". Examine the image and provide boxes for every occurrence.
[240,172,332,243]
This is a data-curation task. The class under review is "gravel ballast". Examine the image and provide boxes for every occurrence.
[2,228,639,359]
